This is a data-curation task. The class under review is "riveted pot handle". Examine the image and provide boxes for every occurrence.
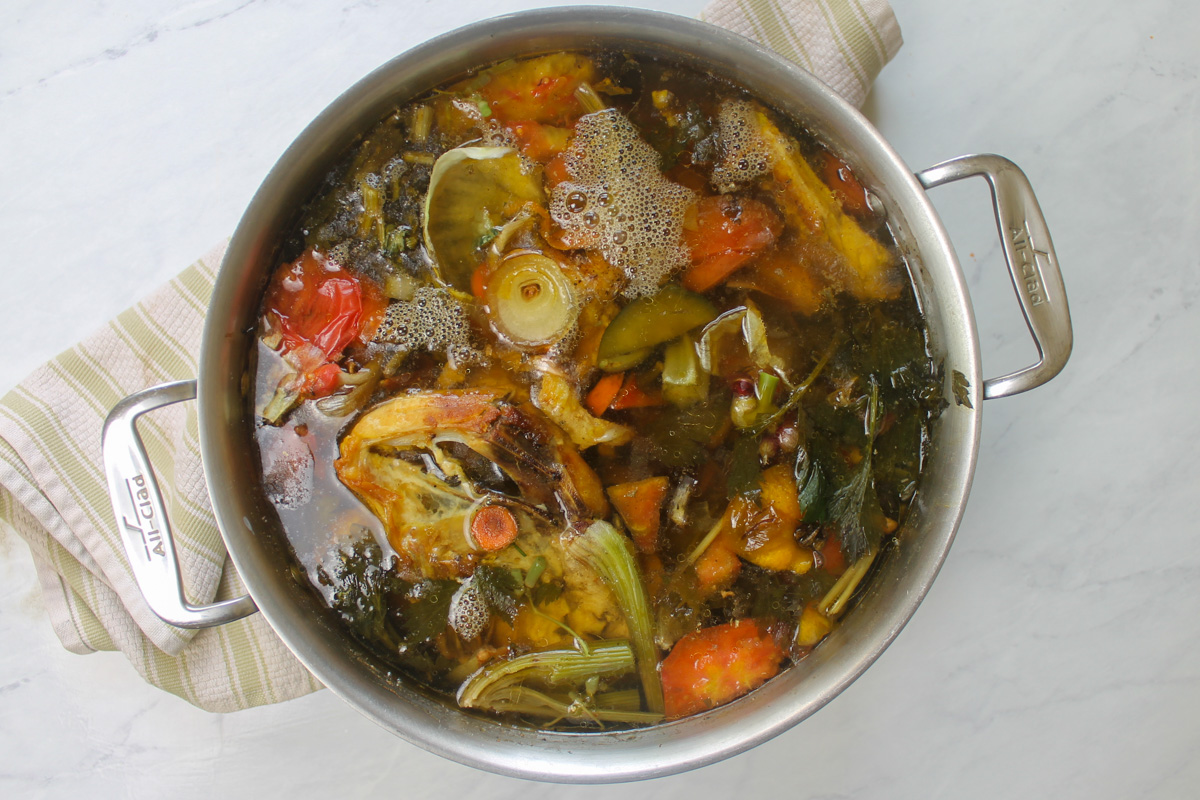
[917,154,1073,399]
[102,380,257,628]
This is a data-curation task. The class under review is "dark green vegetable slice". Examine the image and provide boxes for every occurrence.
[597,284,717,372]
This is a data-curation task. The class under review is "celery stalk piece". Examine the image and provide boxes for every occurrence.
[469,685,663,725]
[574,82,609,114]
[457,639,635,709]
[570,520,664,713]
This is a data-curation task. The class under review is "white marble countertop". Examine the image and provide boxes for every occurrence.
[2,0,1197,797]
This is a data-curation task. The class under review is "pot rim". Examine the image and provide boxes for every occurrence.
[200,5,982,783]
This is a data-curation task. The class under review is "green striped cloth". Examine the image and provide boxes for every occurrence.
[702,0,903,108]
[0,244,323,711]
[0,1,901,713]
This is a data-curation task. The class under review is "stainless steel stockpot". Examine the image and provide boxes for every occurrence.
[102,6,1072,783]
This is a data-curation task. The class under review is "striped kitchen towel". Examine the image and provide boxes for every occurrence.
[0,242,324,712]
[0,1,901,712]
[702,0,903,108]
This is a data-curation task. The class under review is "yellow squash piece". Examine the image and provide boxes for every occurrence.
[533,373,635,450]
[751,105,900,301]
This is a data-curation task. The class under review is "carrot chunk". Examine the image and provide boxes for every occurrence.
[682,195,782,292]
[609,373,664,410]
[695,541,741,588]
[660,620,786,719]
[585,372,625,416]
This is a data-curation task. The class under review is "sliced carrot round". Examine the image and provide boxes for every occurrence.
[469,505,520,552]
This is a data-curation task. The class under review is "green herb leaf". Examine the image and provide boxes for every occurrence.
[827,377,884,563]
[795,448,827,523]
[726,433,762,499]
[531,578,564,607]
[399,578,458,643]
[475,225,502,249]
[474,564,523,623]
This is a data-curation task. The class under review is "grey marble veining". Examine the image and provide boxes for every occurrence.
[2,0,1198,797]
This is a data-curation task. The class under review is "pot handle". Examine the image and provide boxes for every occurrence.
[102,379,257,629]
[916,154,1073,399]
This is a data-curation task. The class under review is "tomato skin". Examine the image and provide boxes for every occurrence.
[544,153,571,186]
[262,249,386,402]
[265,251,364,360]
[506,120,571,163]
[660,619,786,719]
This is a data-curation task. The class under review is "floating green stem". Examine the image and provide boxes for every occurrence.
[457,640,635,710]
[570,521,664,714]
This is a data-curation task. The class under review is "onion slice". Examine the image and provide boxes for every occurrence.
[486,252,577,346]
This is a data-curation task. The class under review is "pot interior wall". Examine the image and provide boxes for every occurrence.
[199,7,982,783]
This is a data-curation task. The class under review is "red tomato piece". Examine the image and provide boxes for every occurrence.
[265,250,364,360]
[660,620,786,719]
[303,362,343,398]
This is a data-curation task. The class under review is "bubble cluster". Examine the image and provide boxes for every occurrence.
[447,578,488,640]
[709,99,773,193]
[550,109,695,297]
[373,286,479,363]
